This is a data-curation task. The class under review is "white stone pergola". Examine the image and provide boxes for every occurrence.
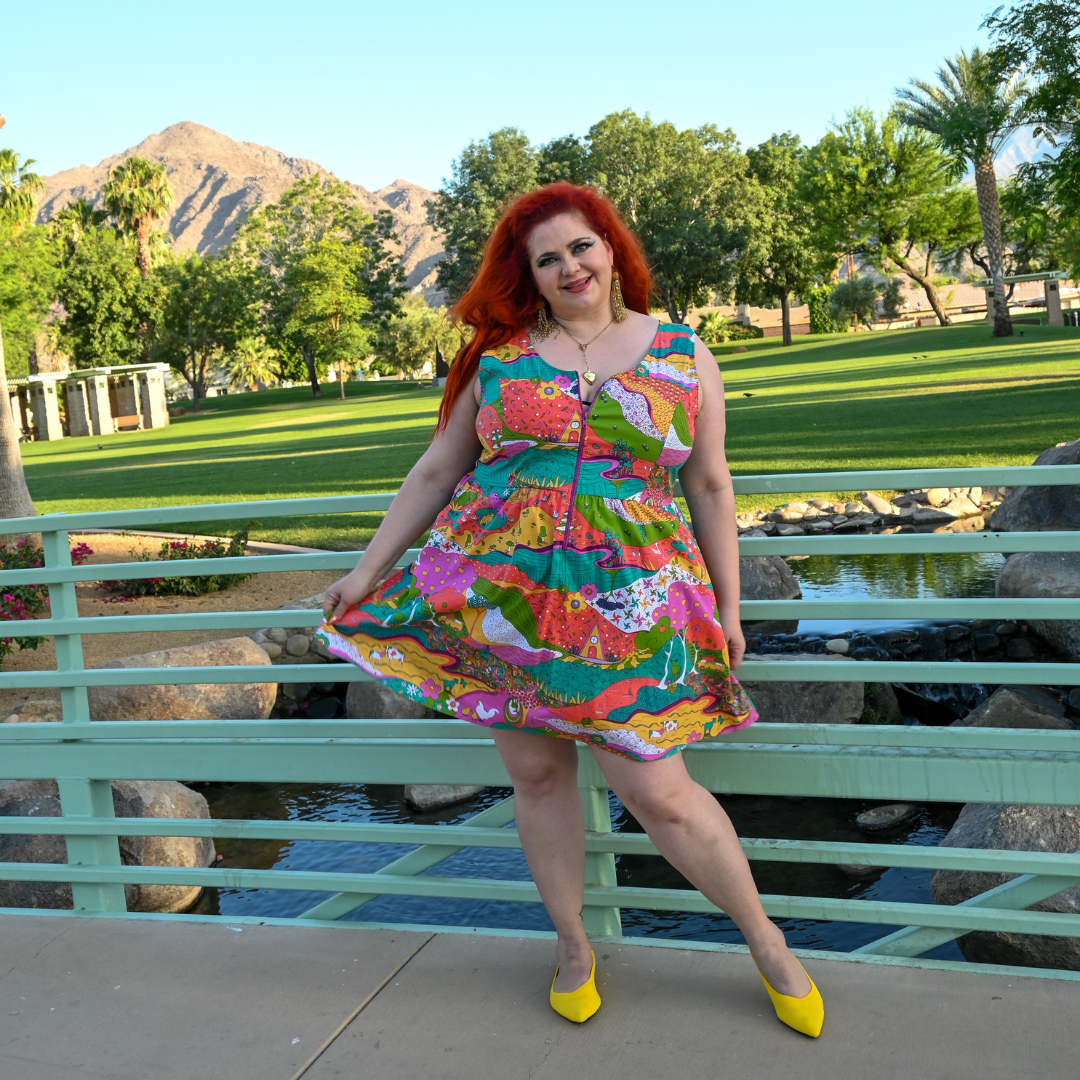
[6,363,171,442]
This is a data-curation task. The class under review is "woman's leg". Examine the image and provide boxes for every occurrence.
[591,746,812,998]
[491,729,594,993]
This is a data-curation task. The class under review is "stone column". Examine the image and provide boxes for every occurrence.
[64,378,92,437]
[984,287,995,325]
[85,374,112,435]
[1046,278,1064,326]
[137,370,169,429]
[29,381,64,440]
[113,375,139,420]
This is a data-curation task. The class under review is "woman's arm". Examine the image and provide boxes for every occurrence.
[676,336,745,670]
[323,383,483,620]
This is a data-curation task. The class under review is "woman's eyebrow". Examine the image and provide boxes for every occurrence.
[535,237,595,261]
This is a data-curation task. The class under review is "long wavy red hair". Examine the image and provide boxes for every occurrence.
[436,182,651,431]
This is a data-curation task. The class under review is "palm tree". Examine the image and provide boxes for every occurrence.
[101,156,173,278]
[0,148,44,228]
[0,322,37,534]
[895,48,1028,337]
[226,337,278,392]
[49,197,108,262]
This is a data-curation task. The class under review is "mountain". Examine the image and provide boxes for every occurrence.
[36,121,445,297]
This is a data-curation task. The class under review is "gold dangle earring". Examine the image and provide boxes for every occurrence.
[611,270,627,322]
[534,298,557,341]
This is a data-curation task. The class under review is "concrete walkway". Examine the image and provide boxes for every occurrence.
[1,915,1077,1080]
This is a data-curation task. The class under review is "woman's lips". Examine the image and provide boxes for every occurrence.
[562,276,591,293]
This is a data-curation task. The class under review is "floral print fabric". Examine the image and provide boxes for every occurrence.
[315,323,756,760]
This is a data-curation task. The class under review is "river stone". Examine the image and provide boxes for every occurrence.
[931,802,1080,969]
[739,556,802,635]
[0,779,215,913]
[346,679,429,720]
[990,437,1080,533]
[825,638,849,654]
[404,785,486,812]
[859,492,895,516]
[864,683,903,724]
[856,803,915,831]
[996,551,1080,661]
[740,653,863,724]
[952,685,1072,729]
[87,637,276,721]
[285,634,310,657]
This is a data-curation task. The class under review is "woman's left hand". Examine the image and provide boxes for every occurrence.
[724,618,746,671]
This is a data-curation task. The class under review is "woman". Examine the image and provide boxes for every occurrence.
[316,182,823,1037]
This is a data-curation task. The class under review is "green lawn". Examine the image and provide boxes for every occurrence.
[19,324,1080,549]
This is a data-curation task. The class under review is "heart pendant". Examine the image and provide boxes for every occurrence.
[582,369,597,385]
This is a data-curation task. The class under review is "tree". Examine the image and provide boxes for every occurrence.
[895,48,1028,337]
[50,197,108,264]
[881,277,907,324]
[0,221,59,377]
[805,109,983,325]
[101,156,173,279]
[374,292,458,378]
[226,336,278,392]
[426,127,538,302]
[828,275,880,330]
[587,111,758,324]
[0,148,44,227]
[736,134,827,346]
[240,174,404,397]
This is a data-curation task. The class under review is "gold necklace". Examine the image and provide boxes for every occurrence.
[555,317,615,385]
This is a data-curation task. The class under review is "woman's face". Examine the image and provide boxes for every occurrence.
[526,212,614,321]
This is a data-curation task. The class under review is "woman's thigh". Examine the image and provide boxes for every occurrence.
[492,728,580,791]
[588,746,699,819]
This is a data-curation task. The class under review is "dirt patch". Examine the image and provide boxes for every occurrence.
[0,533,347,717]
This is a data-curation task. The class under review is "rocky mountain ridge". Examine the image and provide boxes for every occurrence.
[36,121,445,296]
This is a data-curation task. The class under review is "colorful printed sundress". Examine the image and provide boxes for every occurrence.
[315,322,756,760]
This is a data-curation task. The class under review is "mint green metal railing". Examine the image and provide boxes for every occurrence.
[1,464,1079,967]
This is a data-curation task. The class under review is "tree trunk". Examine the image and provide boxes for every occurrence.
[0,322,38,542]
[303,345,322,398]
[338,360,345,399]
[136,218,152,280]
[974,156,1012,338]
[186,322,200,411]
[885,250,952,326]
[780,285,792,347]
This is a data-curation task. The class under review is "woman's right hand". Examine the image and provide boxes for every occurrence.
[322,570,374,622]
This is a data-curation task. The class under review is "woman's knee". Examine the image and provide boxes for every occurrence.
[495,735,577,798]
[620,778,696,827]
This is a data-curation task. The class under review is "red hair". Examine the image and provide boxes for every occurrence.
[437,182,651,430]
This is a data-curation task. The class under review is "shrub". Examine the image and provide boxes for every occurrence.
[0,539,94,667]
[828,276,879,330]
[696,311,763,343]
[99,530,253,598]
[806,284,845,334]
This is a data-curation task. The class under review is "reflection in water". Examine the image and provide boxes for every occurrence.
[191,782,964,961]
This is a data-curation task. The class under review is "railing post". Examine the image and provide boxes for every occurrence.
[580,783,621,938]
[43,529,126,912]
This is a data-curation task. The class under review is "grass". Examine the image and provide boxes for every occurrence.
[18,324,1080,549]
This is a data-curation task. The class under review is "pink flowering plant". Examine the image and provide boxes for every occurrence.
[99,529,252,599]
[0,539,94,667]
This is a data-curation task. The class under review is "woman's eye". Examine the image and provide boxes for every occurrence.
[573,241,593,254]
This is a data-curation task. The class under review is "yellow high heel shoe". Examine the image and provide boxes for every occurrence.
[550,950,601,1023]
[757,959,824,1038]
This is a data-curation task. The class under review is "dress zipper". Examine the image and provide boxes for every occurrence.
[560,389,593,550]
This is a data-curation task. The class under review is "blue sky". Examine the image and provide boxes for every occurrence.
[3,0,1001,191]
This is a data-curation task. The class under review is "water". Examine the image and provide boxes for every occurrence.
[190,550,1005,961]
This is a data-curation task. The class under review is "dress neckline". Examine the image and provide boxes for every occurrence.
[522,320,664,406]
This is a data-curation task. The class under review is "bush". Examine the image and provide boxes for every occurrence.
[1,539,94,667]
[100,530,253,598]
[828,276,879,330]
[696,311,762,343]
[806,285,845,334]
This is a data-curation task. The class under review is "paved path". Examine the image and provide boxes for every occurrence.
[1,915,1077,1079]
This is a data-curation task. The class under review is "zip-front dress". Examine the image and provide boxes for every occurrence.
[315,323,756,760]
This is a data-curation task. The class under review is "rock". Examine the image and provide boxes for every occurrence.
[1006,638,1036,659]
[87,637,276,721]
[974,631,1002,653]
[837,863,885,877]
[912,506,959,524]
[863,683,903,724]
[856,803,915,831]
[0,699,62,723]
[807,498,831,509]
[250,629,268,644]
[346,679,429,720]
[952,685,1072,730]
[730,345,748,354]
[996,552,1080,660]
[0,779,215,913]
[281,682,312,701]
[942,496,982,517]
[931,803,1080,969]
[739,556,802,635]
[740,653,863,724]
[995,621,1019,637]
[258,641,283,660]
[784,501,809,514]
[285,634,310,657]
[1069,688,1080,713]
[267,627,289,644]
[774,523,805,536]
[825,638,849,654]
[990,437,1080,533]
[944,624,970,641]
[844,502,866,515]
[926,487,951,507]
[859,492,896,516]
[404,784,486,812]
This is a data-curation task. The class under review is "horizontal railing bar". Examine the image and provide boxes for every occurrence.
[3,659,1077,691]
[2,720,1079,754]
[2,861,1079,936]
[3,596,1078,639]
[1,814,1078,877]
[737,531,1080,555]
[729,465,1080,495]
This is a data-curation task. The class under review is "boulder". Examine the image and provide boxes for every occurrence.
[990,437,1080,533]
[1,698,62,723]
[863,683,903,724]
[952,685,1073,730]
[858,492,896,516]
[739,556,802,635]
[996,552,1080,661]
[345,678,429,720]
[87,637,276,721]
[404,784,485,812]
[740,653,863,724]
[931,802,1080,970]
[0,779,215,913]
